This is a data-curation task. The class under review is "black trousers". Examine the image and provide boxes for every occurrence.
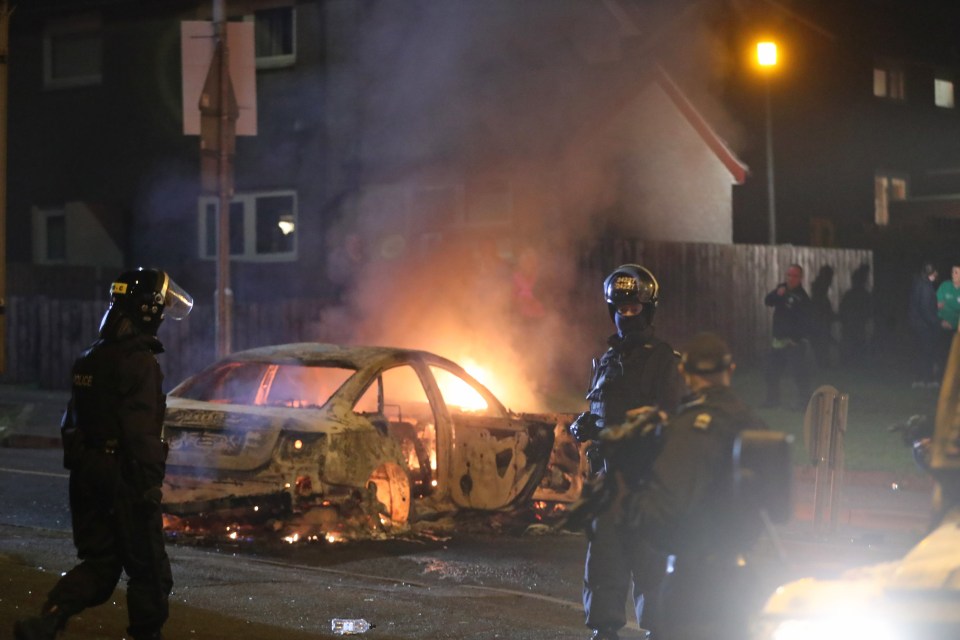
[48,451,172,638]
[764,343,810,407]
[583,509,666,634]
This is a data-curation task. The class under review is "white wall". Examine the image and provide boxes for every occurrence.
[32,201,123,267]
[613,82,737,244]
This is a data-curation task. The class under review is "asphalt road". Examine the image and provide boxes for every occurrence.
[0,447,930,639]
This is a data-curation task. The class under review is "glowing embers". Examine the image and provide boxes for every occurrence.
[295,474,313,496]
[532,500,567,522]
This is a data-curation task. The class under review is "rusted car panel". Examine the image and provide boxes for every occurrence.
[447,414,556,510]
[160,343,583,530]
[530,416,588,503]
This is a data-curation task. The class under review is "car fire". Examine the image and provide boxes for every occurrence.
[160,343,583,543]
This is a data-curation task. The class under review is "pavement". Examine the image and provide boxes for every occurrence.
[0,384,940,638]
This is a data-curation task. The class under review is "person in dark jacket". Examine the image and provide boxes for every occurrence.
[838,263,873,368]
[908,261,941,386]
[620,332,770,640]
[14,268,193,640]
[762,264,812,410]
[568,264,684,640]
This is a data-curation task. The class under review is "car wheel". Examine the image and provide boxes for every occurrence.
[367,462,412,526]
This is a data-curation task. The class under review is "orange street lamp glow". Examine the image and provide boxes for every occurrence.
[757,41,777,67]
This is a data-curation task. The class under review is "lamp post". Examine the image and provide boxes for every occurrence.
[757,41,778,245]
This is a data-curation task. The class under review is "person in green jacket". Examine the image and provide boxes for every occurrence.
[937,264,960,331]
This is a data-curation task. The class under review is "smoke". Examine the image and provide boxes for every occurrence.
[315,0,737,410]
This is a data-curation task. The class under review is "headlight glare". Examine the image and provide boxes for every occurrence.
[768,616,896,640]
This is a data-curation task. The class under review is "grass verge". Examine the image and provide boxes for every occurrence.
[733,363,936,475]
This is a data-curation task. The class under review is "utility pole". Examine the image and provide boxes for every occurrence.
[0,1,12,375]
[199,0,237,358]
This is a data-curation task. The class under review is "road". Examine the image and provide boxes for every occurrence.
[0,447,928,639]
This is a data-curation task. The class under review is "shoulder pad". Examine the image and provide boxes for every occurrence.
[692,413,713,431]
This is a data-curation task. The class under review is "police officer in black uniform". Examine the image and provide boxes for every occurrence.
[621,332,770,640]
[763,263,812,409]
[569,264,684,640]
[14,268,193,640]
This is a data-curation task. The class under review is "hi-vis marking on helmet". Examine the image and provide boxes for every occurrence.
[614,275,638,292]
[111,282,128,295]
[693,413,712,430]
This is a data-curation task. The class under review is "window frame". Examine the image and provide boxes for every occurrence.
[244,3,297,70]
[33,207,68,264]
[43,15,103,89]
[873,64,905,101]
[935,76,955,109]
[197,189,298,262]
[874,171,909,226]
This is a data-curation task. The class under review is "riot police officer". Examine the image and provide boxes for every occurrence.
[569,264,684,640]
[14,268,193,640]
[622,332,771,640]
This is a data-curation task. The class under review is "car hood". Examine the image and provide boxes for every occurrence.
[163,397,343,472]
[759,510,960,630]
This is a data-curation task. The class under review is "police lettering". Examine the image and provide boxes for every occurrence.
[614,275,638,292]
[73,374,94,387]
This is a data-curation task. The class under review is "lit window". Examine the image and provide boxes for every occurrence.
[874,172,908,226]
[250,5,295,69]
[43,16,102,89]
[198,190,297,261]
[873,65,905,100]
[935,78,955,108]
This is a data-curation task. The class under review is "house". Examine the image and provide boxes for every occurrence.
[8,0,753,308]
[717,0,960,251]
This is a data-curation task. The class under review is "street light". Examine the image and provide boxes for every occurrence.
[757,40,778,245]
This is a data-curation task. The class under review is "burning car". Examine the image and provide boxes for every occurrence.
[160,343,583,535]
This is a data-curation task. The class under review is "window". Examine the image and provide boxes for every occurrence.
[198,190,297,261]
[873,65,905,101]
[43,16,102,89]
[935,78,955,109]
[874,172,908,226]
[249,5,296,69]
[430,365,500,417]
[33,208,67,263]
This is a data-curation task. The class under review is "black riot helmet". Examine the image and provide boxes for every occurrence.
[603,264,659,324]
[99,268,194,339]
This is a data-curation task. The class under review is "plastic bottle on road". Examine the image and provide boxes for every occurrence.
[331,618,373,635]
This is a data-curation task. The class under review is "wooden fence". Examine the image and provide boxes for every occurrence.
[587,240,874,365]
[3,241,872,390]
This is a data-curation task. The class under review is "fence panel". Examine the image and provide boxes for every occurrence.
[2,242,872,389]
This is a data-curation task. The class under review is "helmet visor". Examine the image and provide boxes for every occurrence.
[159,273,194,321]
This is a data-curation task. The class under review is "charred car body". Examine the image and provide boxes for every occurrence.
[161,344,583,533]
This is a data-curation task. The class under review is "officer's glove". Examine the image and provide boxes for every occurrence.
[569,412,601,443]
[599,407,666,445]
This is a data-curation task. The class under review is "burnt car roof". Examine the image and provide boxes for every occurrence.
[219,343,448,368]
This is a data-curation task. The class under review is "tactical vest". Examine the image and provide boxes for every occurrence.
[587,336,674,429]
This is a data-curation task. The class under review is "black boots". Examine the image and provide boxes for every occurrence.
[590,630,620,640]
[13,603,67,640]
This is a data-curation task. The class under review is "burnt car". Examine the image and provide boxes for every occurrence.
[161,343,583,533]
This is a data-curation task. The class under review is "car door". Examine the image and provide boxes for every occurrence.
[425,363,554,510]
[353,363,439,499]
